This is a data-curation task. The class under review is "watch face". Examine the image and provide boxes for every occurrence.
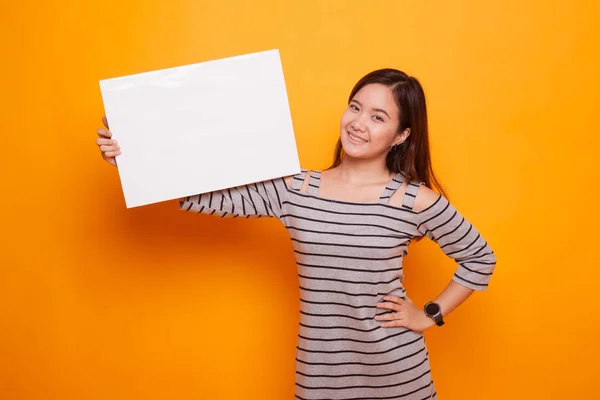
[425,303,440,316]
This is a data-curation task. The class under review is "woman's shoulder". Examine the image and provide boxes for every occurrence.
[412,184,444,213]
[282,167,310,189]
[388,180,444,213]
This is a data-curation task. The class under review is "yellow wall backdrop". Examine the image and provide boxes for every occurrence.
[1,1,598,399]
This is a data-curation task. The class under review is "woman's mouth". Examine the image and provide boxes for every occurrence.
[347,131,368,144]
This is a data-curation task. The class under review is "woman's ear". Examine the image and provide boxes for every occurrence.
[396,128,411,145]
[404,128,411,139]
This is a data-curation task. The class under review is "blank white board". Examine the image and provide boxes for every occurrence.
[99,49,300,208]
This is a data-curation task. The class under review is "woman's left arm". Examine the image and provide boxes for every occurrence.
[415,186,497,318]
[376,186,496,331]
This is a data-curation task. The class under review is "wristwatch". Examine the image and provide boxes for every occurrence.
[424,301,444,326]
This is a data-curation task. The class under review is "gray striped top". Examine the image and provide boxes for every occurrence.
[180,168,496,400]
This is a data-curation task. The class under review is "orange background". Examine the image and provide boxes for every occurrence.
[1,1,599,399]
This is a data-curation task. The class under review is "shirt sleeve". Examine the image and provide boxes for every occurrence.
[416,194,497,291]
[179,177,289,220]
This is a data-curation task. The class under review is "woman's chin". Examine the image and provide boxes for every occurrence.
[341,145,372,160]
[341,142,388,163]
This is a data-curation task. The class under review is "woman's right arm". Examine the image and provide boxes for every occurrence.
[96,117,291,220]
[179,179,289,219]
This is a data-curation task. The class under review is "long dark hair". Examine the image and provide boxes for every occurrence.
[329,68,447,198]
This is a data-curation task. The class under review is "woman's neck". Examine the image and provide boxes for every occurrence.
[335,156,393,185]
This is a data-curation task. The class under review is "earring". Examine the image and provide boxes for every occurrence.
[390,142,401,152]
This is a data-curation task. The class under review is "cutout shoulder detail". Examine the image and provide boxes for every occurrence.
[290,169,308,191]
[299,169,312,194]
[401,182,421,210]
[283,175,294,189]
[378,173,404,204]
[307,170,321,196]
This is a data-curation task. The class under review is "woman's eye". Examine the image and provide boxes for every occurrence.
[350,104,359,111]
[374,115,384,122]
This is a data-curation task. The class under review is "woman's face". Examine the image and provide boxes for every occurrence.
[339,83,407,161]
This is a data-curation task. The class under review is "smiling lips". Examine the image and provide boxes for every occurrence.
[347,131,368,144]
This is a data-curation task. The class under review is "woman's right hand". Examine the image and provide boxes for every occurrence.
[96,116,121,167]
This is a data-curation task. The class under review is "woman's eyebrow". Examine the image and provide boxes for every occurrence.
[351,99,391,119]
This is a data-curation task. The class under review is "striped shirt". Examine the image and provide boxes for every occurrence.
[180,168,496,400]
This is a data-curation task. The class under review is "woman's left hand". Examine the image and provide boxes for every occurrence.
[375,296,436,333]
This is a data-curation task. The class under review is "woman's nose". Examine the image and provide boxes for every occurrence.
[351,113,368,131]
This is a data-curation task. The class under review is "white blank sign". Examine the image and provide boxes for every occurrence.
[99,49,301,208]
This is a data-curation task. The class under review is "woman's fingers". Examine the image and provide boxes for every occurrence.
[382,295,405,305]
[97,137,120,155]
[96,138,116,146]
[103,150,121,158]
[97,128,112,138]
[97,118,119,167]
[376,296,405,311]
[380,319,406,328]
[100,144,120,153]
[375,296,408,327]
[375,312,403,321]
[376,303,400,313]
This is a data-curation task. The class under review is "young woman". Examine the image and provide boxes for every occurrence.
[96,68,496,400]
